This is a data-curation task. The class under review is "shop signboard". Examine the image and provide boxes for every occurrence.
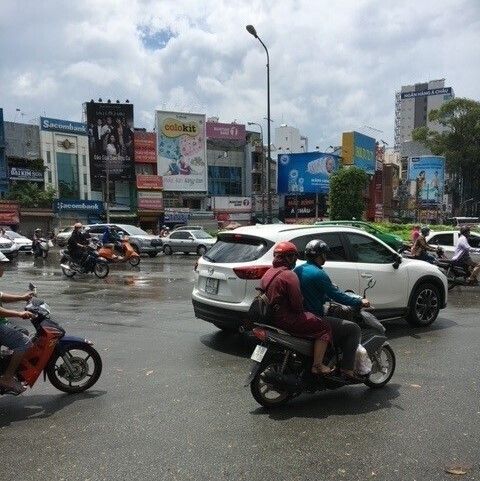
[134,131,157,163]
[206,122,246,141]
[284,194,316,220]
[8,166,44,182]
[40,117,87,136]
[85,102,135,183]
[277,152,340,195]
[138,191,163,211]
[212,196,252,212]
[53,199,104,213]
[400,87,452,99]
[164,208,189,224]
[342,131,376,175]
[156,111,207,192]
[0,200,20,225]
[408,155,445,206]
[136,174,163,190]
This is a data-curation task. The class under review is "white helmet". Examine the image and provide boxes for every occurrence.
[0,252,10,263]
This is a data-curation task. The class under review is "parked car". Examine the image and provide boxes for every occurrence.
[163,229,216,256]
[85,224,163,257]
[192,224,448,331]
[3,231,33,253]
[171,225,205,232]
[427,230,480,263]
[56,226,74,247]
[0,236,20,258]
[316,220,405,251]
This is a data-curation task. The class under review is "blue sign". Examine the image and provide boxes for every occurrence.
[40,117,87,136]
[53,199,104,213]
[277,152,340,195]
[408,156,445,206]
[164,211,189,223]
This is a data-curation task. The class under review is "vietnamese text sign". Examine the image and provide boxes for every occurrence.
[277,152,340,195]
[9,166,44,182]
[53,199,104,213]
[164,208,189,223]
[284,194,317,219]
[40,117,87,136]
[134,131,157,163]
[156,111,207,192]
[206,122,246,141]
[401,87,452,99]
[138,191,163,211]
[408,156,445,206]
[136,174,163,190]
[212,196,252,212]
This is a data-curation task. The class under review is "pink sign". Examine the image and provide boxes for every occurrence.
[206,122,246,141]
[138,192,163,211]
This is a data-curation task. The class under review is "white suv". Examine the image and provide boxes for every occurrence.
[192,224,448,330]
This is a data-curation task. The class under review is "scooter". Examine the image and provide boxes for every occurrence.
[435,257,474,290]
[60,244,109,279]
[0,284,102,396]
[97,238,140,266]
[33,238,50,259]
[244,278,395,408]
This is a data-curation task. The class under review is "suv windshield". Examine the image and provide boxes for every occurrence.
[204,234,273,263]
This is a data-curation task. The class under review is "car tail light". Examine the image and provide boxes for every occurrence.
[233,265,270,280]
[252,327,268,342]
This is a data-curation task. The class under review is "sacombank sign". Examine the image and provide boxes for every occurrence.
[40,117,87,136]
[161,118,198,138]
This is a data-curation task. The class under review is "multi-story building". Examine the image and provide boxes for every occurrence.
[274,124,308,154]
[394,79,454,152]
[0,109,7,196]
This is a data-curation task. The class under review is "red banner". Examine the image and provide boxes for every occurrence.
[136,174,163,190]
[134,132,157,163]
[138,192,163,211]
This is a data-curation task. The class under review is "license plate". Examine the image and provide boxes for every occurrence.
[250,345,268,362]
[205,277,219,295]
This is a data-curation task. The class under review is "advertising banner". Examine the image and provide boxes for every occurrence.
[156,111,207,192]
[86,103,134,183]
[212,196,252,212]
[40,117,87,136]
[277,152,340,195]
[401,87,452,99]
[408,156,445,206]
[8,166,44,182]
[284,194,317,219]
[134,132,157,163]
[206,122,246,141]
[342,131,376,175]
[137,191,163,211]
[53,199,104,213]
[136,174,163,190]
[164,208,189,224]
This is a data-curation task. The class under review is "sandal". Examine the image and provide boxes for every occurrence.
[311,364,335,376]
[339,369,364,383]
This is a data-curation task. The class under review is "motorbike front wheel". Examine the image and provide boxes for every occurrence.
[129,256,140,266]
[364,344,395,388]
[46,345,102,393]
[61,260,76,277]
[94,261,109,278]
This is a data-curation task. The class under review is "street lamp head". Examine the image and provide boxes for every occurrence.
[246,25,258,38]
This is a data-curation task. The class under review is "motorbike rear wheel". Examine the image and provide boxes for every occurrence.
[46,345,102,393]
[94,261,109,278]
[250,355,293,408]
[62,260,76,277]
[129,256,140,266]
[364,344,395,388]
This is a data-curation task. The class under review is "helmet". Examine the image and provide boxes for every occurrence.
[35,228,41,232]
[0,252,10,263]
[74,222,83,229]
[273,241,298,257]
[421,226,430,236]
[460,225,471,236]
[305,239,330,258]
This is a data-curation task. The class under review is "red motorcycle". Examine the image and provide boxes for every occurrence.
[0,284,102,395]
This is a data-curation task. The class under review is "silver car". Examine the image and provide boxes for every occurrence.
[162,229,216,256]
[3,231,33,253]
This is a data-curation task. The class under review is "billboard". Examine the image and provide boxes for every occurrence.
[40,117,87,136]
[85,103,134,183]
[137,191,163,211]
[277,152,340,195]
[342,131,376,175]
[212,196,252,212]
[156,111,206,192]
[408,155,445,206]
[136,174,163,190]
[401,87,452,99]
[9,166,44,182]
[134,131,157,163]
[284,194,317,220]
[206,122,246,141]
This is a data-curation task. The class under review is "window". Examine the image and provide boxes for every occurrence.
[346,233,396,264]
[47,170,52,183]
[430,233,454,246]
[208,166,242,195]
[469,236,480,248]
[205,235,273,263]
[88,226,106,234]
[291,233,347,261]
[83,173,88,185]
[82,155,86,167]
[170,231,188,240]
[46,151,51,164]
[193,231,213,239]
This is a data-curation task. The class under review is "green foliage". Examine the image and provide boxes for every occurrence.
[329,167,369,220]
[5,182,57,208]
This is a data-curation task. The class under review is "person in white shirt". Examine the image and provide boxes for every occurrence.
[452,226,480,285]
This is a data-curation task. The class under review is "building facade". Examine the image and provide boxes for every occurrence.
[0,109,7,196]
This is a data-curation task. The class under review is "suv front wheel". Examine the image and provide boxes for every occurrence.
[407,282,440,327]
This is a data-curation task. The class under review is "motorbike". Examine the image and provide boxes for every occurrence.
[97,238,140,266]
[0,284,102,396]
[435,257,473,290]
[60,244,109,279]
[244,278,396,408]
[33,238,51,259]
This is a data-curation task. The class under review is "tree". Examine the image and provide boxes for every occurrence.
[329,167,369,220]
[412,98,480,213]
[5,182,57,208]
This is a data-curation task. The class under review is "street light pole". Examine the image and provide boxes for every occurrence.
[246,24,272,223]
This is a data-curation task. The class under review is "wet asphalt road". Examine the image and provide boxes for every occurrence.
[1,251,479,481]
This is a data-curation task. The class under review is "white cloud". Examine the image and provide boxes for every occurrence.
[0,0,478,148]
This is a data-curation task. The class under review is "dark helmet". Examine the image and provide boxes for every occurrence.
[273,241,298,257]
[460,225,471,236]
[305,239,330,258]
[421,226,430,236]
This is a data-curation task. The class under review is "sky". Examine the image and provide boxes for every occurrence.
[0,0,479,149]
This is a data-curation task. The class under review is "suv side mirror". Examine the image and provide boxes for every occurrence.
[393,254,402,270]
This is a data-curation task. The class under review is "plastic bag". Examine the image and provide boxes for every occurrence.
[48,240,54,248]
[354,344,372,375]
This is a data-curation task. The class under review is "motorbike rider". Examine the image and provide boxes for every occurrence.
[294,240,369,381]
[411,226,438,263]
[0,252,34,394]
[260,241,333,376]
[67,223,91,268]
[452,226,480,285]
[32,228,43,256]
[102,226,124,257]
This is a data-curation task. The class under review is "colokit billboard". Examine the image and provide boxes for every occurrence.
[156,111,206,192]
[408,155,445,206]
[85,102,134,185]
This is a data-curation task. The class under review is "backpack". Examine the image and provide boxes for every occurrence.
[248,270,283,324]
